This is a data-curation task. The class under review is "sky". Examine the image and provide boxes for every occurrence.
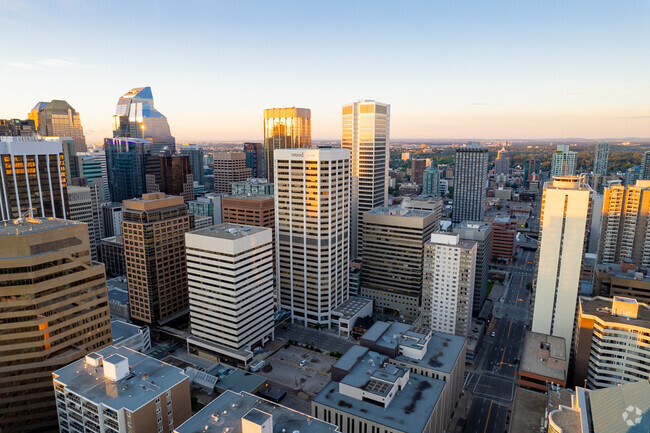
[0,0,648,144]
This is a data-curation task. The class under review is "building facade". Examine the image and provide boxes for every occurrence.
[593,141,609,176]
[422,167,440,196]
[68,183,102,260]
[452,221,492,314]
[98,235,126,277]
[30,99,87,151]
[264,107,311,182]
[411,157,426,184]
[212,151,251,193]
[179,144,204,184]
[274,148,349,327]
[641,151,650,181]
[489,216,517,264]
[230,177,274,195]
[102,202,123,238]
[342,100,390,259]
[494,145,510,175]
[146,155,195,203]
[244,142,265,178]
[104,137,152,204]
[452,144,488,223]
[551,144,577,177]
[0,218,112,433]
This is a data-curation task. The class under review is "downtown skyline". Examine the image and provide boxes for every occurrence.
[1,0,649,144]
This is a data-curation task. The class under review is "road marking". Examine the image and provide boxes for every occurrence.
[483,401,493,433]
[500,322,513,365]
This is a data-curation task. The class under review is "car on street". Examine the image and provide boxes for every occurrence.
[490,331,496,337]
[299,359,307,367]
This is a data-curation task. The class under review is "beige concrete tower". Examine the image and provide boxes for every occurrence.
[264,107,311,183]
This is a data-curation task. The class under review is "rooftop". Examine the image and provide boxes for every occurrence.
[332,297,373,321]
[453,220,492,231]
[52,346,188,411]
[175,390,338,433]
[189,223,269,240]
[0,217,81,236]
[224,194,274,202]
[215,369,267,394]
[596,263,650,282]
[111,320,144,346]
[519,332,567,383]
[366,206,432,218]
[580,296,650,327]
[587,379,650,433]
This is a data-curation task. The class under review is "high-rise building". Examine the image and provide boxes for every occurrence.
[146,155,194,203]
[625,165,641,186]
[104,137,152,203]
[98,234,125,277]
[452,144,488,223]
[244,142,265,178]
[112,86,175,155]
[179,144,204,185]
[551,144,577,177]
[494,145,510,176]
[452,221,492,314]
[0,136,69,220]
[593,141,609,176]
[523,157,540,184]
[263,107,311,182]
[185,224,274,367]
[29,99,87,152]
[342,100,389,258]
[102,202,123,237]
[422,233,477,337]
[488,216,517,264]
[213,151,251,193]
[68,182,102,260]
[0,118,36,136]
[597,180,650,267]
[422,167,440,196]
[53,346,191,433]
[0,218,112,433]
[641,151,650,180]
[122,193,191,324]
[188,193,225,225]
[230,177,274,195]
[360,207,436,319]
[77,152,110,202]
[411,157,426,184]
[275,148,349,327]
[532,176,592,356]
[400,196,442,230]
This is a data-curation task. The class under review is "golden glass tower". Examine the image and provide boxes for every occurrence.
[263,107,311,182]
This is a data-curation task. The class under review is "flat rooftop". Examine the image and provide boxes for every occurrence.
[366,206,432,218]
[175,390,338,433]
[519,332,567,382]
[596,263,650,282]
[215,369,266,394]
[587,379,650,433]
[332,297,372,321]
[111,320,143,345]
[453,220,492,231]
[580,296,650,327]
[189,223,269,240]
[52,346,188,411]
[225,194,274,201]
[0,217,81,236]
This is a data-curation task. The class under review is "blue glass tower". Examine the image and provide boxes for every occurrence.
[104,138,152,203]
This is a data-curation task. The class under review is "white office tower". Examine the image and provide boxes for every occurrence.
[67,184,102,260]
[532,176,592,356]
[274,148,350,328]
[422,233,477,337]
[593,141,609,176]
[551,144,577,177]
[342,100,389,259]
[185,224,274,368]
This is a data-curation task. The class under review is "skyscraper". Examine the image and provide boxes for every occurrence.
[524,157,540,184]
[263,107,311,182]
[342,100,390,258]
[494,145,510,176]
[422,233,477,337]
[186,224,274,367]
[275,148,349,328]
[452,144,488,223]
[212,151,251,193]
[593,141,609,176]
[532,176,592,356]
[551,144,577,177]
[29,99,87,152]
[68,181,102,260]
[0,118,36,136]
[179,144,205,184]
[641,151,650,181]
[0,218,112,433]
[452,221,492,314]
[146,155,195,203]
[112,86,175,155]
[104,137,152,203]
[598,180,650,267]
[122,193,191,324]
[244,142,265,178]
[76,152,110,202]
[411,157,426,185]
[422,167,440,196]
[0,136,69,220]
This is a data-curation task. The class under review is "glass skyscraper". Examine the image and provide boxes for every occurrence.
[112,87,175,155]
[244,142,264,178]
[263,107,311,182]
[179,144,204,184]
[29,100,87,152]
[104,138,152,203]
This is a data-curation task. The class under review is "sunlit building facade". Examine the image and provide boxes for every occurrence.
[212,152,251,193]
[593,141,609,176]
[263,107,311,182]
[275,148,349,328]
[551,144,577,177]
[29,100,87,152]
[342,100,389,258]
[112,87,175,155]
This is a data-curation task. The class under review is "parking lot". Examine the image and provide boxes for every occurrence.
[255,346,337,398]
[274,323,355,354]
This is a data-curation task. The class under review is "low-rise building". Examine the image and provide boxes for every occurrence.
[489,216,517,264]
[111,320,151,352]
[331,297,373,337]
[230,178,274,195]
[399,182,421,196]
[53,346,191,433]
[517,332,567,391]
[594,262,650,303]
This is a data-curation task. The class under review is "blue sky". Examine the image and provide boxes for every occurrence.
[0,0,648,143]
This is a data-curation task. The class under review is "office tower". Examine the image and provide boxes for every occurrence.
[452,221,492,314]
[593,141,609,176]
[146,155,194,203]
[598,180,650,267]
[422,167,440,196]
[61,137,80,179]
[439,178,449,196]
[263,107,311,182]
[188,193,225,225]
[360,207,436,318]
[574,296,650,389]
[0,218,112,433]
[185,224,274,367]
[626,165,642,187]
[122,193,191,324]
[244,142,265,178]
[411,157,426,184]
[29,99,87,151]
[524,157,540,184]
[494,145,510,175]
[213,151,251,193]
[98,235,126,277]
[0,136,69,220]
[452,144,488,223]
[0,118,36,136]
[68,183,102,260]
[532,176,592,356]
[422,233,477,337]
[275,148,349,327]
[53,346,191,433]
[102,202,123,237]
[400,196,442,230]
[77,152,110,202]
[231,177,274,195]
[112,86,175,155]
[551,144,577,177]
[342,100,390,258]
[490,217,517,263]
[641,151,650,180]
[179,144,204,184]
[104,137,152,203]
